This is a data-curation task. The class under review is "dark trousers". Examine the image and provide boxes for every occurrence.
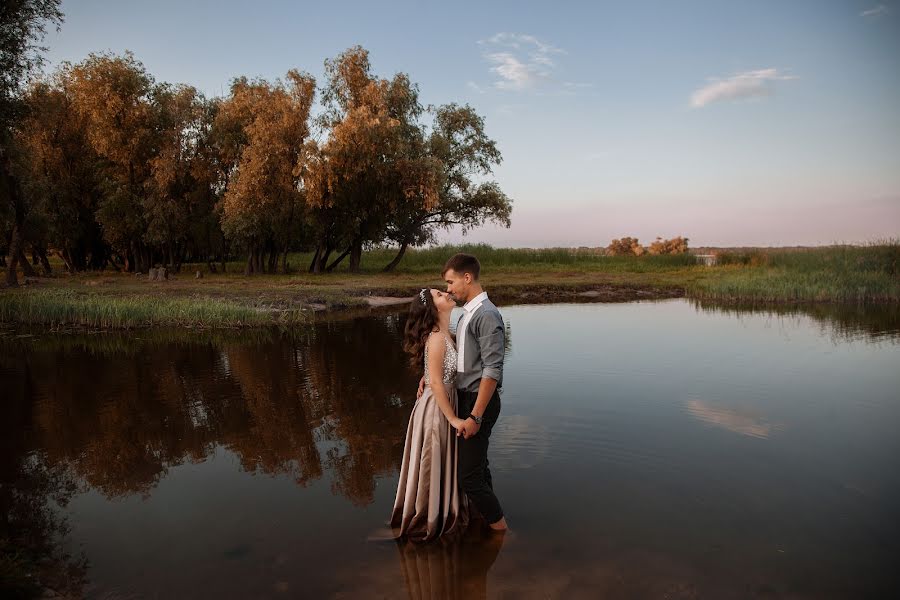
[456,388,504,524]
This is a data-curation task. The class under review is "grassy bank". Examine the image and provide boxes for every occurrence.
[0,243,896,329]
[686,243,899,303]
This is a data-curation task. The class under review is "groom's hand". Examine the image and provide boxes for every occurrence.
[460,417,481,439]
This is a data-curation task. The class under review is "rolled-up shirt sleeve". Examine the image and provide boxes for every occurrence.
[476,310,505,382]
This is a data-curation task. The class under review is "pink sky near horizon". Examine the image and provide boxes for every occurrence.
[439,194,900,248]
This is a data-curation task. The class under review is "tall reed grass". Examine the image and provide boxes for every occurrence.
[692,242,899,303]
[0,289,278,329]
[274,243,699,274]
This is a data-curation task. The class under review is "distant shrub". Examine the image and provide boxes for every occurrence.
[607,237,646,256]
[648,236,689,255]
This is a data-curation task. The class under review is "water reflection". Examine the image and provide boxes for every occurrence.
[684,398,784,439]
[395,530,507,600]
[690,299,900,343]
[1,298,898,598]
[1,316,415,507]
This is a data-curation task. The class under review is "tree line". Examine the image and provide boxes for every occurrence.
[1,5,512,285]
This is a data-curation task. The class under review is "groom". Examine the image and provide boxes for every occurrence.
[443,253,508,532]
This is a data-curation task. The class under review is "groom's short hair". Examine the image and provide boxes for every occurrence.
[442,253,480,279]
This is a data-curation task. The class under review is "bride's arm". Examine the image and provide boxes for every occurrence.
[426,335,463,429]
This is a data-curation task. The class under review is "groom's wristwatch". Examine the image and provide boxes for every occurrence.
[470,414,483,425]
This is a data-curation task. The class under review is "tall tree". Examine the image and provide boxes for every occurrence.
[1,0,63,285]
[310,46,440,272]
[218,71,316,274]
[14,76,107,272]
[144,84,216,271]
[381,103,512,271]
[66,51,158,272]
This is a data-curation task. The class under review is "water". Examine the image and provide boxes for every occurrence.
[1,299,898,598]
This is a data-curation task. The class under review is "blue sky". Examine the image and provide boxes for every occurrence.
[43,0,900,247]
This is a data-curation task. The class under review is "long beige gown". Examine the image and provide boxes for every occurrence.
[391,332,469,541]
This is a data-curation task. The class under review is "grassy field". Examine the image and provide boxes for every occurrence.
[1,242,896,329]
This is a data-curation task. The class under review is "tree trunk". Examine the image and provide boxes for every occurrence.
[2,151,23,287]
[308,245,321,273]
[37,248,52,276]
[281,248,289,274]
[57,249,74,273]
[244,247,254,276]
[317,246,334,273]
[326,246,351,273]
[267,246,277,273]
[253,247,262,274]
[18,249,36,277]
[5,225,22,287]
[382,240,410,272]
[348,239,363,273]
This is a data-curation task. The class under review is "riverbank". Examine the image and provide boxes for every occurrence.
[1,243,896,329]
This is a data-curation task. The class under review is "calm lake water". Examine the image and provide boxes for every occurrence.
[2,299,899,598]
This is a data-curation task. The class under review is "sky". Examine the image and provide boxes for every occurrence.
[41,0,900,247]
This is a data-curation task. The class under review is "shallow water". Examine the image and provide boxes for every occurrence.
[2,299,899,598]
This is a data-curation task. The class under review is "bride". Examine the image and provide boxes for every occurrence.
[391,288,469,541]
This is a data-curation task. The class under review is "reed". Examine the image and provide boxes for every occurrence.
[268,244,699,274]
[0,289,279,329]
[690,242,899,303]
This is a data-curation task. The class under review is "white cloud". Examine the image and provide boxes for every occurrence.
[690,68,796,108]
[860,4,888,17]
[478,32,564,91]
[466,80,485,94]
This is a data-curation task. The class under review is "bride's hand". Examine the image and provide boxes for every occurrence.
[416,376,425,399]
[451,418,465,434]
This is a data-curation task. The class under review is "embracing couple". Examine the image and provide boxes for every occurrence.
[391,253,509,542]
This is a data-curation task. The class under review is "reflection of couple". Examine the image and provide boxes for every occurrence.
[391,253,509,541]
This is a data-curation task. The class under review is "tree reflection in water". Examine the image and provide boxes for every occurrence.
[1,314,417,507]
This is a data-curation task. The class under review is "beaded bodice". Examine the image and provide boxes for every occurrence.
[423,332,457,386]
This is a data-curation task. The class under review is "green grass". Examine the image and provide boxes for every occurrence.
[202,243,701,275]
[2,242,897,329]
[0,289,281,329]
[690,242,899,303]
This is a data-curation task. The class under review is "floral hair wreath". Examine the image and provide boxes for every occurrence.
[419,288,428,305]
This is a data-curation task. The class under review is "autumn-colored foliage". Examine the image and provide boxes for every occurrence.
[4,45,512,277]
[648,236,689,255]
[607,236,689,256]
[607,237,645,256]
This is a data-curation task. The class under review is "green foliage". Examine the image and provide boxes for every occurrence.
[691,242,900,303]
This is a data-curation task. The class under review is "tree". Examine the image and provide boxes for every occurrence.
[218,71,316,274]
[381,103,512,272]
[144,84,218,271]
[309,47,440,273]
[1,0,64,286]
[66,52,159,272]
[14,77,107,272]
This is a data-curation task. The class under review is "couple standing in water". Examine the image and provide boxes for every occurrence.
[391,253,509,541]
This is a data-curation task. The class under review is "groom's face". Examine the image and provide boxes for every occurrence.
[444,269,471,304]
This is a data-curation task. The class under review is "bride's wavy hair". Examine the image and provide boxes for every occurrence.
[403,288,438,369]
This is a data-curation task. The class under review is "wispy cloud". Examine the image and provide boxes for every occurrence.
[479,32,564,91]
[466,80,485,94]
[685,399,784,439]
[860,4,888,17]
[690,68,797,108]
